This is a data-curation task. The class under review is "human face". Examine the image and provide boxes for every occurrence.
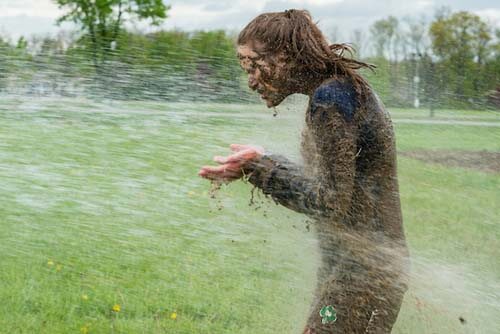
[237,44,289,108]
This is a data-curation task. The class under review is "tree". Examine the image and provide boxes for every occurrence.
[430,11,492,104]
[370,16,407,106]
[350,29,365,59]
[403,15,429,57]
[484,28,500,108]
[0,36,33,92]
[54,0,169,70]
[370,16,399,61]
[0,37,12,91]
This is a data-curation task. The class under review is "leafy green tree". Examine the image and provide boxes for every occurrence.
[430,11,492,104]
[370,17,409,106]
[370,16,399,60]
[54,0,169,69]
[16,37,28,50]
[0,37,12,91]
[0,36,34,92]
[147,30,193,68]
[484,29,500,108]
[403,16,429,56]
[188,30,243,101]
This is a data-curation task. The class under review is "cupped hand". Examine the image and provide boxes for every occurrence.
[198,144,264,182]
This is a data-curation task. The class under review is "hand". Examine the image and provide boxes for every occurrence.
[198,144,264,182]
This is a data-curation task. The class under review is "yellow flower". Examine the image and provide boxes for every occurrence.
[80,325,89,334]
[170,312,177,320]
[112,304,121,312]
[56,264,63,272]
[81,294,89,301]
[187,191,196,198]
[47,260,54,267]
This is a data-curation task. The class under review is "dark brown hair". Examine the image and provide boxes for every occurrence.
[238,9,374,91]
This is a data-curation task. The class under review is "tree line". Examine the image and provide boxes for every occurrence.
[0,1,498,109]
[359,9,499,110]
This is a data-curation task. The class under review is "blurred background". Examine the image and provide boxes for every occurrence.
[0,1,498,334]
[0,0,498,108]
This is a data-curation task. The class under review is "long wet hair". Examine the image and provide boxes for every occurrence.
[238,9,374,92]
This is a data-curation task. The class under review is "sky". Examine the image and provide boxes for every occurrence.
[0,0,499,42]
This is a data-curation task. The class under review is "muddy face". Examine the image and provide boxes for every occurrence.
[237,44,291,108]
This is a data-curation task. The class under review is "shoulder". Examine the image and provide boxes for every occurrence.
[311,79,358,122]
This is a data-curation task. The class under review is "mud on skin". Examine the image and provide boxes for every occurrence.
[203,9,410,333]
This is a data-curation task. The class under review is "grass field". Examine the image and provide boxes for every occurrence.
[0,98,499,334]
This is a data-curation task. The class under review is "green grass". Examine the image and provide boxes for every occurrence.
[389,107,500,121]
[0,99,498,333]
[395,123,500,151]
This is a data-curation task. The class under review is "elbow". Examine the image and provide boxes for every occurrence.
[321,187,354,220]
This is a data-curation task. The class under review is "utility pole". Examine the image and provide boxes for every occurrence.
[412,53,420,109]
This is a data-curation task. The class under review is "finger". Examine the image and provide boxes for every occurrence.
[214,150,254,165]
[199,165,241,181]
[199,163,241,175]
[230,144,250,152]
[224,149,256,163]
[199,168,224,180]
[204,173,241,182]
[230,144,265,156]
[213,155,227,164]
[199,165,223,176]
[199,165,221,178]
[213,155,244,164]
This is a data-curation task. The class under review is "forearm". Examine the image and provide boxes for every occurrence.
[245,109,357,219]
[245,154,330,217]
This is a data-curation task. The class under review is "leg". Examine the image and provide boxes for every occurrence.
[303,273,405,334]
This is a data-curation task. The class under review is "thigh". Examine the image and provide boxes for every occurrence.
[304,274,405,334]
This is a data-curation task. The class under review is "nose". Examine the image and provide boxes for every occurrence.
[248,75,259,91]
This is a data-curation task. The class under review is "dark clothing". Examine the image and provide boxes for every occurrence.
[246,78,409,333]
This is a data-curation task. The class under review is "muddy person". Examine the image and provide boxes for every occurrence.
[199,9,410,334]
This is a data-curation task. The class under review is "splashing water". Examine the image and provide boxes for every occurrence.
[0,32,499,334]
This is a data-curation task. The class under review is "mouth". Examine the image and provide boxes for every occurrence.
[262,95,276,108]
[257,89,268,101]
[255,86,283,107]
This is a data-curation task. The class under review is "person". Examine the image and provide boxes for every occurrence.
[199,9,409,334]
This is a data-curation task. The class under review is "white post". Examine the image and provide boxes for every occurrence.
[413,75,420,109]
[413,53,420,109]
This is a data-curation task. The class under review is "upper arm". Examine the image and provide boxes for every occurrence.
[308,81,359,217]
[245,80,360,219]
[311,80,358,122]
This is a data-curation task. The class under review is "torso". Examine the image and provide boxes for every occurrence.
[302,78,409,274]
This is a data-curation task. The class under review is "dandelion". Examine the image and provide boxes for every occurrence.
[112,304,121,313]
[81,294,89,301]
[170,312,177,320]
[56,264,63,272]
[187,191,196,197]
[80,325,89,334]
[47,260,54,267]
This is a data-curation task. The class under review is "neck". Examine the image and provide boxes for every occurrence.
[291,69,336,96]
